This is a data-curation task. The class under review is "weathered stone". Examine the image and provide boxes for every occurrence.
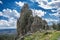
[16,3,49,40]
[16,3,33,40]
[31,15,42,32]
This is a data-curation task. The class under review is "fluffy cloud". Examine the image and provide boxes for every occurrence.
[0,8,20,29]
[0,12,3,16]
[0,19,16,27]
[0,1,3,4]
[49,1,60,8]
[49,5,60,17]
[30,0,52,9]
[31,9,46,17]
[30,0,60,9]
[44,18,58,25]
[35,0,60,20]
[49,13,59,17]
[45,18,58,22]
[36,0,52,9]
[1,8,20,19]
[15,1,24,7]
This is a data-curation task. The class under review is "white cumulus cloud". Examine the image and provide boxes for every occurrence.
[44,18,58,25]
[0,20,16,27]
[0,8,20,29]
[31,9,46,17]
[15,1,24,7]
[49,6,60,17]
[49,13,59,17]
[1,8,20,18]
[45,18,58,22]
[49,1,60,8]
[30,0,52,9]
[42,17,58,25]
[30,0,60,9]
[0,1,3,4]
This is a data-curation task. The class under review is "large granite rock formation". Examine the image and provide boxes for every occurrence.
[16,3,49,40]
[16,3,33,40]
[31,15,42,32]
[31,15,48,32]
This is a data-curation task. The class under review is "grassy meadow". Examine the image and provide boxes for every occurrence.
[24,30,60,40]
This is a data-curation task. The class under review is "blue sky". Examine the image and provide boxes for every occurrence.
[0,0,60,29]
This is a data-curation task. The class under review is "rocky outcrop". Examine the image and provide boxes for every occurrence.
[16,3,33,40]
[16,3,49,40]
[31,15,42,32]
[31,16,48,32]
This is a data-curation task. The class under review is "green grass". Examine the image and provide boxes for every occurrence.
[50,31,60,40]
[24,31,60,40]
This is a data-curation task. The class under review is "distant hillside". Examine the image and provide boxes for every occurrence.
[0,29,17,35]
